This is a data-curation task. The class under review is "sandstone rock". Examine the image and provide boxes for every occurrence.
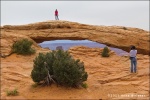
[1,45,149,99]
[1,20,149,56]
[0,32,44,57]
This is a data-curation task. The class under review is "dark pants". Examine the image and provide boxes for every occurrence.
[130,57,137,73]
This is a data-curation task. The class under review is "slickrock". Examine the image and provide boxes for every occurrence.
[1,21,149,99]
[1,20,149,57]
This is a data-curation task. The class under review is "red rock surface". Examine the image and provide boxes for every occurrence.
[1,21,149,99]
[1,46,149,99]
[1,20,149,57]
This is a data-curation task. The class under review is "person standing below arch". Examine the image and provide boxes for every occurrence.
[55,9,59,20]
[129,45,137,73]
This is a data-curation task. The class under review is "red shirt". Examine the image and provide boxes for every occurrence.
[55,10,58,16]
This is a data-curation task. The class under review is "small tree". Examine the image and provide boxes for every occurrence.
[53,50,88,87]
[102,46,110,57]
[31,50,88,87]
[12,39,35,55]
[31,53,48,83]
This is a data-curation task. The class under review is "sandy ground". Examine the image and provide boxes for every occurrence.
[1,47,149,99]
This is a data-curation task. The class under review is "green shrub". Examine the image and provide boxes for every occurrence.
[31,53,48,83]
[31,50,88,88]
[31,83,38,88]
[53,50,88,87]
[12,39,35,55]
[6,88,19,96]
[102,46,110,57]
[81,83,88,89]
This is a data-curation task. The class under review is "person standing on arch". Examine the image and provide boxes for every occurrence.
[55,9,59,20]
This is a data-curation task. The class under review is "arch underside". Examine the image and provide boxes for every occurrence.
[31,36,149,55]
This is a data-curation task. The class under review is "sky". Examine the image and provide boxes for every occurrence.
[1,1,149,31]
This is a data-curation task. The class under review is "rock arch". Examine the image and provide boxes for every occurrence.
[1,20,149,56]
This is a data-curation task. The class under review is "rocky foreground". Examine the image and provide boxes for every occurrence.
[1,46,149,99]
[0,20,149,99]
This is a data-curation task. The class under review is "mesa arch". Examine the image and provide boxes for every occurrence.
[1,20,149,56]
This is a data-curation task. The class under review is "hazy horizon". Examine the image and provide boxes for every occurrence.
[40,40,94,44]
[39,40,128,56]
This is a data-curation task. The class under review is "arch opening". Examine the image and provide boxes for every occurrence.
[39,40,128,56]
